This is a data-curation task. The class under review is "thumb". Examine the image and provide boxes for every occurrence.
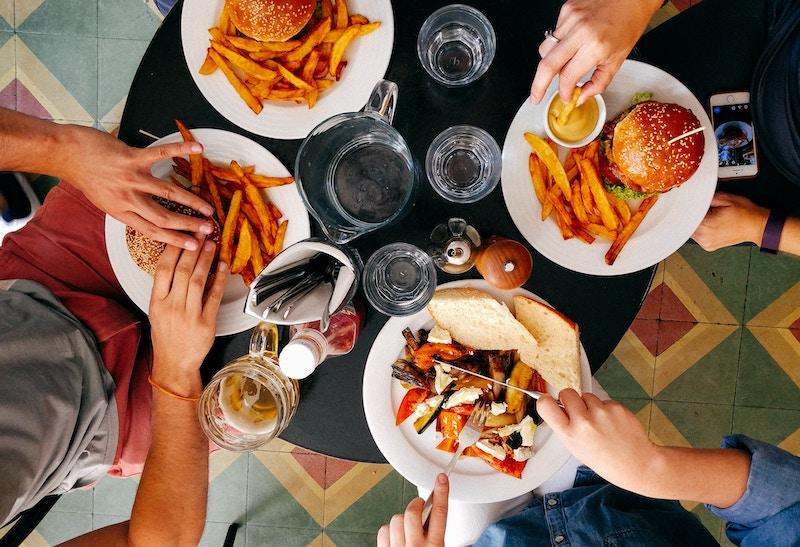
[426,473,449,545]
[537,395,570,432]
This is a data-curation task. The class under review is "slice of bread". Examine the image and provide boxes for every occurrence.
[427,288,539,363]
[513,296,581,393]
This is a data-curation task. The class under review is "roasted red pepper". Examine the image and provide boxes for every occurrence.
[395,388,429,425]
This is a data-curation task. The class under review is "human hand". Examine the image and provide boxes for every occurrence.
[538,389,662,494]
[149,240,228,396]
[692,192,769,251]
[531,0,662,104]
[59,125,215,251]
[378,474,448,547]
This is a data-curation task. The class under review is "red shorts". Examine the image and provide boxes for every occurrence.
[0,183,151,477]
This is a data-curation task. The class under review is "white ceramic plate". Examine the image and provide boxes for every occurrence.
[181,0,394,140]
[363,279,592,503]
[501,60,718,276]
[105,129,311,336]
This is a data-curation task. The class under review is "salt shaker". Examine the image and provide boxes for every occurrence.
[428,218,482,274]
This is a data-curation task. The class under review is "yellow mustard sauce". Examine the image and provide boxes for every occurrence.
[548,96,599,143]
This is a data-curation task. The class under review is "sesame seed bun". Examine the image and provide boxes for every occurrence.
[126,198,220,275]
[229,0,316,42]
[604,101,704,194]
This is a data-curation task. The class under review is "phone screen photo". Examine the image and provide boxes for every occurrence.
[710,94,758,178]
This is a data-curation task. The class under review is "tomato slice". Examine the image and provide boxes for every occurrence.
[437,410,467,439]
[396,388,429,425]
[531,371,547,393]
[448,404,475,416]
[463,446,527,479]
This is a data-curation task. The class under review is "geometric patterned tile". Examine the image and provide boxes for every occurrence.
[98,0,161,41]
[325,471,405,533]
[0,0,11,29]
[596,326,657,398]
[656,320,695,355]
[655,327,741,404]
[618,397,653,432]
[98,38,148,123]
[654,323,737,396]
[732,406,800,456]
[690,504,722,543]
[199,522,245,547]
[15,33,96,120]
[52,487,93,513]
[247,452,323,529]
[256,436,313,454]
[662,245,741,324]
[16,0,96,35]
[666,244,749,324]
[745,248,800,326]
[35,510,93,546]
[92,513,127,530]
[596,354,651,399]
[649,401,733,449]
[325,530,376,547]
[245,525,322,547]
[0,32,14,109]
[636,261,665,320]
[92,475,139,517]
[736,327,800,409]
[207,452,248,524]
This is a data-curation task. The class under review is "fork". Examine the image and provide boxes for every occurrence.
[420,401,489,526]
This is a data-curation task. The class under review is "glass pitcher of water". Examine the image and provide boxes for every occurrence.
[198,323,299,451]
[295,80,417,244]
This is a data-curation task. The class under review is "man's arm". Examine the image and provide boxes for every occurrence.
[538,390,750,508]
[0,107,213,250]
[60,240,228,547]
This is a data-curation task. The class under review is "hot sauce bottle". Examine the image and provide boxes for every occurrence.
[279,302,365,379]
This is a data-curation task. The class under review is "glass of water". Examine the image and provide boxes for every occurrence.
[363,243,437,316]
[417,4,496,87]
[426,125,502,203]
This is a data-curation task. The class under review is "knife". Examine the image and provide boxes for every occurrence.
[433,359,564,408]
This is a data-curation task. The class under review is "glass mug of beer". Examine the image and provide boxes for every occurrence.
[198,323,299,451]
[294,79,418,244]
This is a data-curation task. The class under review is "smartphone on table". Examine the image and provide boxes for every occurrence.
[709,92,759,179]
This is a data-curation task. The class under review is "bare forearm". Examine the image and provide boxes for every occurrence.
[0,107,75,178]
[130,367,208,546]
[639,446,751,508]
[776,217,800,256]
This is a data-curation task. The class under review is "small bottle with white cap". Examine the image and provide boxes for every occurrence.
[279,303,363,379]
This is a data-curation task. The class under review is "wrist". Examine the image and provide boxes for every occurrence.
[151,363,202,398]
[48,124,82,182]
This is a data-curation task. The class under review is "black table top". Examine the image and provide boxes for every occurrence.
[119,0,653,463]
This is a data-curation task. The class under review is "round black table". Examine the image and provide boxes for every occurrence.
[119,0,653,463]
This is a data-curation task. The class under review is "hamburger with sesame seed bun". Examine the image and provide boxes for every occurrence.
[126,197,221,275]
[229,0,316,42]
[599,101,704,198]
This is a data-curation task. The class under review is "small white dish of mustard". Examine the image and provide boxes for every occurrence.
[543,87,606,148]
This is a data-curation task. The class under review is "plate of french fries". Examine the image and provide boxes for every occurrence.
[501,60,718,276]
[181,0,393,140]
[105,127,311,336]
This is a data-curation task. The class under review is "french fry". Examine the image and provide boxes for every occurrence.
[231,218,253,274]
[249,174,294,188]
[605,196,658,265]
[199,51,217,75]
[218,182,233,201]
[572,224,595,244]
[580,175,594,212]
[268,89,306,99]
[220,190,242,266]
[335,0,348,28]
[210,41,277,80]
[240,264,256,287]
[240,202,262,231]
[349,14,369,25]
[284,17,332,62]
[525,132,571,199]
[554,209,574,240]
[579,158,617,231]
[566,165,579,182]
[321,0,332,18]
[330,26,359,77]
[564,150,576,172]
[249,50,282,61]
[235,162,276,239]
[586,223,617,241]
[228,36,300,52]
[315,78,334,90]
[570,181,589,224]
[306,88,319,108]
[323,21,380,42]
[609,194,632,223]
[556,87,581,126]
[207,49,263,114]
[542,182,560,221]
[267,202,283,221]
[272,220,288,255]
[174,120,203,186]
[275,63,314,90]
[250,229,265,276]
[172,156,191,178]
[208,27,231,46]
[583,140,600,163]
[204,161,226,224]
[302,50,320,83]
[528,154,547,206]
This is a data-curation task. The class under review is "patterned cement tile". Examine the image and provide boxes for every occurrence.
[245,525,323,547]
[732,406,800,456]
[98,0,161,41]
[34,511,93,546]
[649,401,733,449]
[98,37,149,123]
[745,248,800,327]
[207,451,248,524]
[0,31,13,109]
[92,475,139,517]
[52,487,92,513]
[595,321,657,399]
[736,327,800,410]
[0,0,11,29]
[15,0,96,35]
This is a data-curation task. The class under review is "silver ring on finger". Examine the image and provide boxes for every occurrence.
[544,30,561,44]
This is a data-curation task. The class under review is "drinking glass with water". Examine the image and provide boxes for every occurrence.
[417,4,496,87]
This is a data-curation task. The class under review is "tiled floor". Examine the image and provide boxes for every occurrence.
[1,1,798,546]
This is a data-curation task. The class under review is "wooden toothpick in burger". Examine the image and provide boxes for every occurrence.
[668,126,706,145]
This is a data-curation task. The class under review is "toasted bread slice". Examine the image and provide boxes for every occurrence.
[513,296,581,393]
[427,288,539,363]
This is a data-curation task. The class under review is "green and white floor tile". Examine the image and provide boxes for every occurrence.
[1,1,798,545]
